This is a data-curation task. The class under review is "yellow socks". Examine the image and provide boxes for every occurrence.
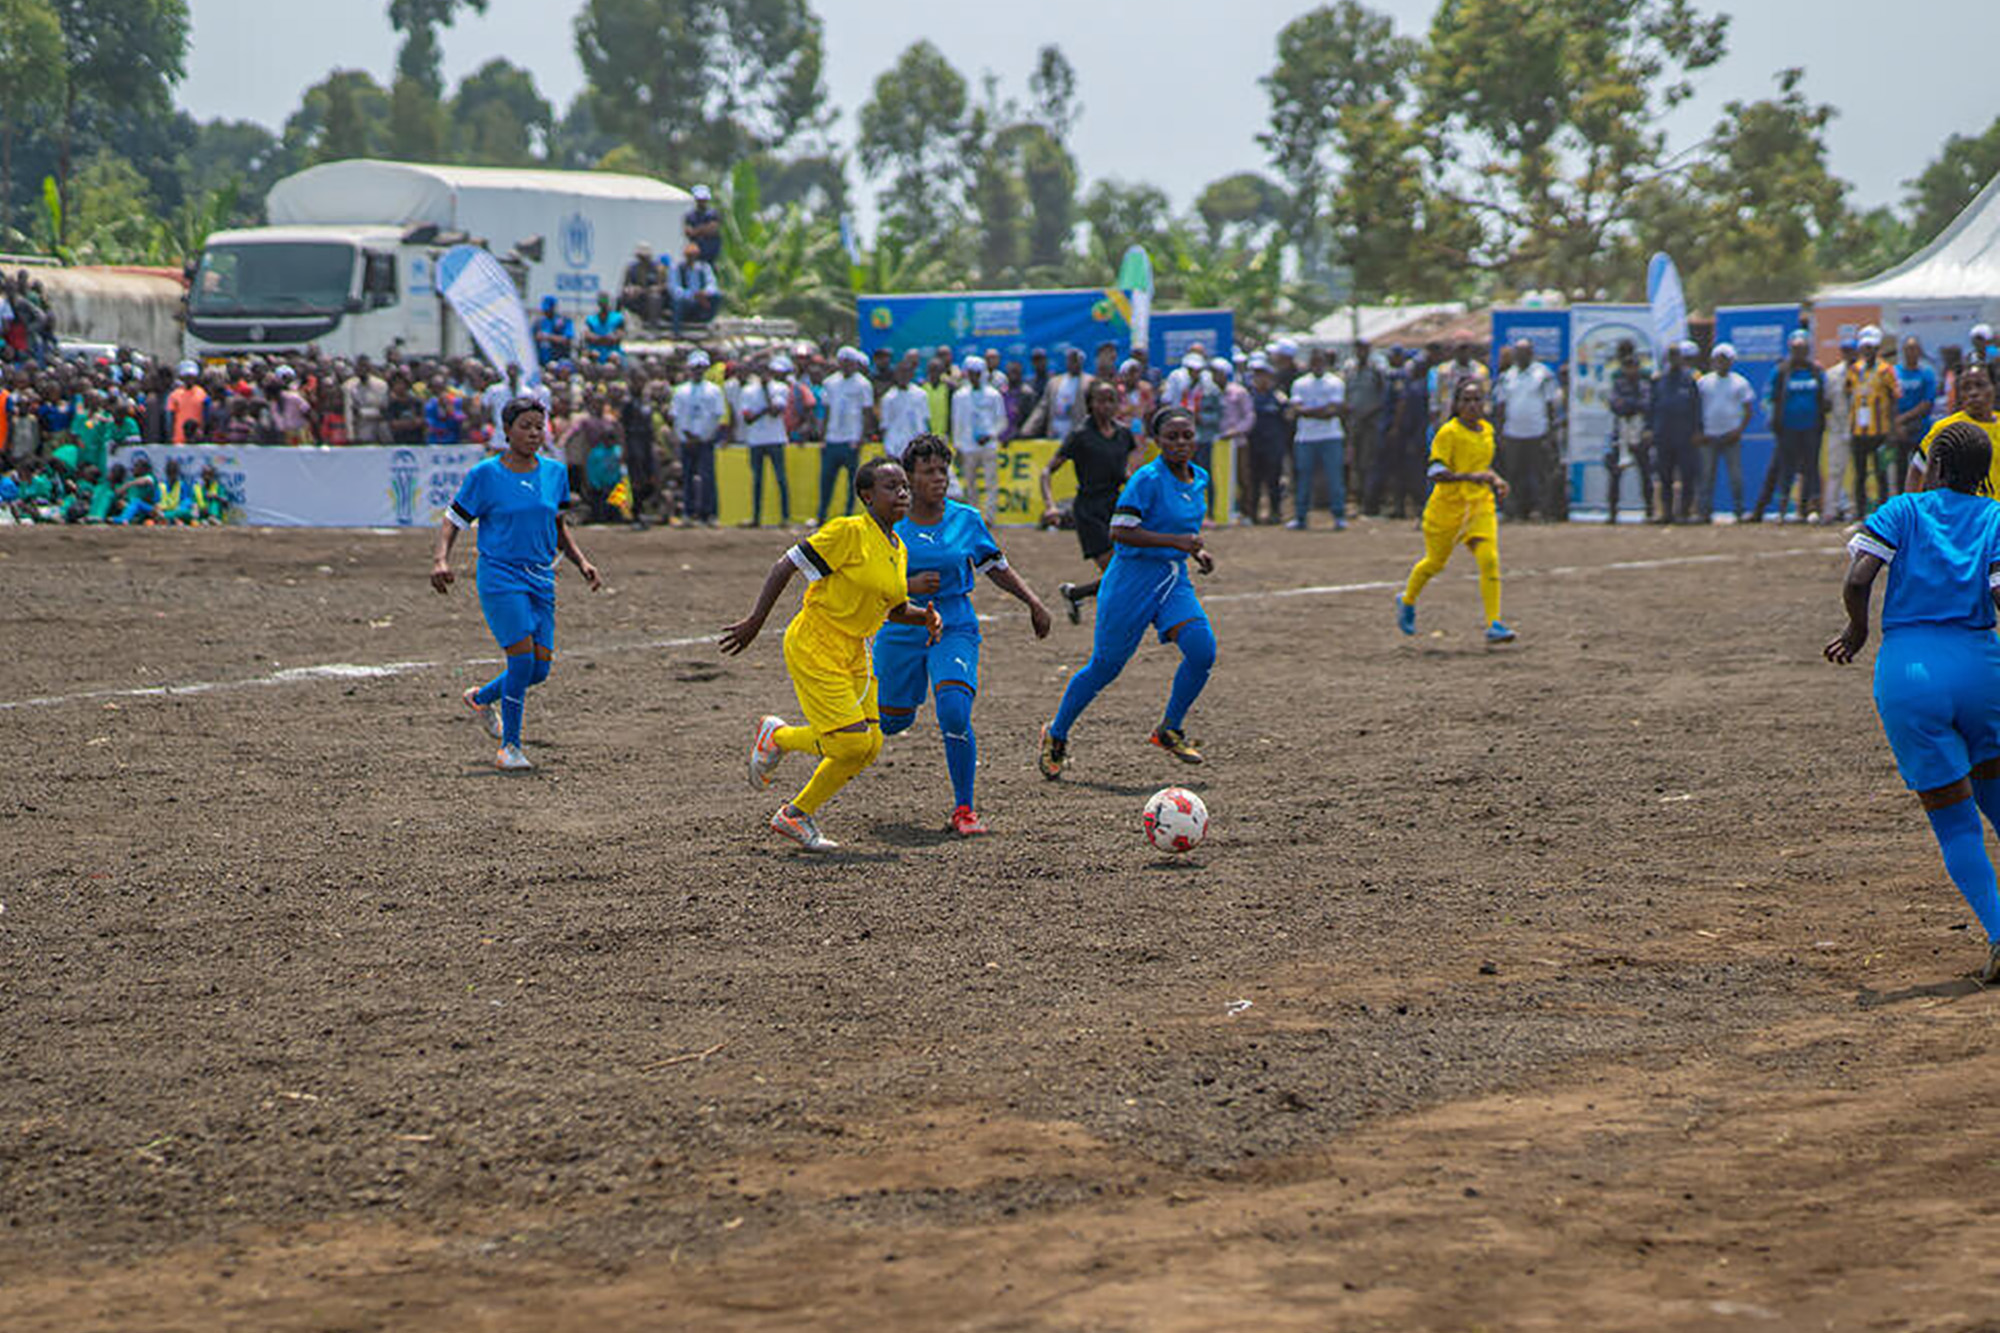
[1474,541,1502,622]
[790,726,883,815]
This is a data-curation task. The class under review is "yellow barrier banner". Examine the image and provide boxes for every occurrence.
[714,439,1233,527]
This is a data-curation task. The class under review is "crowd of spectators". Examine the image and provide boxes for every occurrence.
[11,312,1999,530]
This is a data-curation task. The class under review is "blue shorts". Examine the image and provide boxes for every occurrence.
[477,564,556,651]
[1873,625,2000,791]
[876,627,981,712]
[1093,556,1208,660]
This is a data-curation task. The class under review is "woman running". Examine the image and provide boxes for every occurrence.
[878,435,1054,835]
[1039,405,1217,777]
[432,397,602,771]
[1040,379,1139,623]
[1395,377,1517,643]
[724,458,943,852]
[1828,419,2000,982]
[1905,362,2000,497]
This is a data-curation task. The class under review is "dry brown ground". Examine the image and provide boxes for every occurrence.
[3,517,1997,1332]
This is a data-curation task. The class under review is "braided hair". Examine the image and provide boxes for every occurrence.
[1928,418,1993,495]
[900,432,953,471]
[1149,403,1194,438]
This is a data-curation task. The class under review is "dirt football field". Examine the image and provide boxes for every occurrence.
[8,516,2000,1331]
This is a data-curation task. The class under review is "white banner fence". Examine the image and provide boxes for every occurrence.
[109,444,491,528]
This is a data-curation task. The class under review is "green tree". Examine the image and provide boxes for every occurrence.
[389,0,487,97]
[1078,179,1172,272]
[717,159,851,333]
[65,149,162,261]
[574,0,828,179]
[49,0,190,246]
[1261,0,1415,272]
[1017,125,1076,272]
[1901,115,2000,249]
[1420,0,1727,292]
[856,40,969,252]
[0,0,64,226]
[1195,171,1287,246]
[451,58,553,165]
[283,70,393,166]
[1027,43,1080,141]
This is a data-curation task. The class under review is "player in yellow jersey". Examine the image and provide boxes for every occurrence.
[1396,378,1517,643]
[721,457,943,851]
[1906,363,2000,498]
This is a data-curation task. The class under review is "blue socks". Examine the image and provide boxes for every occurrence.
[474,672,505,706]
[1974,777,2000,835]
[1926,799,2000,941]
[499,652,536,747]
[1163,621,1216,732]
[1051,650,1127,740]
[936,685,977,810]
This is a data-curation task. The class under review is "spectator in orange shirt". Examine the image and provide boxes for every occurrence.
[167,361,207,444]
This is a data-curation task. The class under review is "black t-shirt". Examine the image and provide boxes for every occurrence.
[685,205,722,263]
[619,397,654,447]
[1056,420,1136,501]
[387,394,425,444]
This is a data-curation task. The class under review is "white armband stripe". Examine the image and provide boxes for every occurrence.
[785,544,826,581]
[1848,531,1895,563]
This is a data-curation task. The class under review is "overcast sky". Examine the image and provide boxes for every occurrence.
[182,0,1995,235]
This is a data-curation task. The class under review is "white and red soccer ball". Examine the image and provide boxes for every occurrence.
[1144,787,1208,854]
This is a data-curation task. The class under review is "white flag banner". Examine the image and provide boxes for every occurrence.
[1647,252,1689,361]
[436,245,542,387]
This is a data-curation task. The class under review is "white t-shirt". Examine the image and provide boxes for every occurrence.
[1494,362,1559,438]
[1698,371,1755,437]
[879,385,929,456]
[1045,373,1083,437]
[671,379,725,442]
[1291,372,1346,441]
[821,371,875,444]
[951,383,1006,449]
[740,378,790,446]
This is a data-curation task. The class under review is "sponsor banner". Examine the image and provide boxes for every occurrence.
[1489,308,1570,373]
[436,245,543,387]
[857,290,1132,367]
[110,444,488,528]
[1564,305,1649,512]
[1647,252,1689,360]
[1150,309,1236,370]
[1713,304,1803,515]
[1811,303,1881,367]
[714,439,1233,528]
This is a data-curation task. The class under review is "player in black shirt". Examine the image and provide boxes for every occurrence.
[1040,380,1140,623]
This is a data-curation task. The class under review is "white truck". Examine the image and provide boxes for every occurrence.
[184,160,692,362]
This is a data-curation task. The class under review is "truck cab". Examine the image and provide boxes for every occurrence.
[184,224,477,361]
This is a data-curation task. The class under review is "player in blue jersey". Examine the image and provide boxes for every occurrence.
[1828,420,2000,981]
[431,397,602,770]
[1039,405,1217,777]
[877,434,1054,835]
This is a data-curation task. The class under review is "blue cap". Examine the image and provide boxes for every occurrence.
[1838,337,1857,351]
[541,296,557,310]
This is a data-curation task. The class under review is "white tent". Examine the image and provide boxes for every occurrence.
[1820,171,2000,303]
[266,161,690,230]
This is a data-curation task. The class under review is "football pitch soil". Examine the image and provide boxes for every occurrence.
[4,518,2000,1331]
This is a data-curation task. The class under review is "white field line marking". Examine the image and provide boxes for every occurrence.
[0,546,1840,713]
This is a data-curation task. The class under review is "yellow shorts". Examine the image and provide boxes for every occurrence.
[783,611,878,735]
[1422,497,1498,546]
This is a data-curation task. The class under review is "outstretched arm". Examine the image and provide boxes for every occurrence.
[720,556,798,655]
[985,562,1053,638]
[1825,551,1883,664]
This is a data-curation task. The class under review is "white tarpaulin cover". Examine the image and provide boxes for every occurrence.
[1820,171,2000,302]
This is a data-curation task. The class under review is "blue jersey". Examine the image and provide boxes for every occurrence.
[1110,457,1208,563]
[1854,490,2000,632]
[449,455,569,592]
[881,500,1003,641]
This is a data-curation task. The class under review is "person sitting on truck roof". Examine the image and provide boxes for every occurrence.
[670,244,722,339]
[534,297,575,368]
[684,184,722,265]
[584,292,626,365]
[620,244,669,329]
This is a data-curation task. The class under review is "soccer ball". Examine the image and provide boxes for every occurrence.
[1144,787,1208,854]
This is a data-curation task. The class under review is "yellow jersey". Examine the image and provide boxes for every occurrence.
[786,513,908,640]
[1915,412,2000,498]
[1426,417,1498,509]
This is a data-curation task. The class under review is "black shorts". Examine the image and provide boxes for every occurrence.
[1074,491,1116,561]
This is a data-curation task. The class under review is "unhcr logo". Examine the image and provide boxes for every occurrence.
[560,212,594,269]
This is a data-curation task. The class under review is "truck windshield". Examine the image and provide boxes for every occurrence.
[190,242,355,316]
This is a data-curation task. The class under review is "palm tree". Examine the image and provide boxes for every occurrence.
[717,161,854,335]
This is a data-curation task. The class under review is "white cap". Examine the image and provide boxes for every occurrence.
[1181,351,1205,370]
[1712,341,1736,360]
[1858,324,1883,346]
[275,365,296,380]
[685,350,710,369]
[1210,358,1233,376]
[1787,328,1810,346]
[837,345,863,363]
[1118,358,1140,374]
[1677,339,1699,357]
[1974,322,1994,340]
[962,355,985,373]
[1274,337,1301,358]
[176,360,198,377]
[691,184,712,201]
[769,354,794,374]
[1247,354,1272,371]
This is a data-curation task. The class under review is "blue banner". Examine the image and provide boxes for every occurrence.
[858,289,1132,366]
[1489,308,1570,374]
[1149,309,1236,369]
[1712,304,1802,516]
[437,245,543,388]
